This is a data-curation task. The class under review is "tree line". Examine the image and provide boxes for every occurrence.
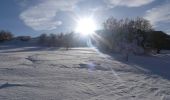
[0,31,87,48]
[0,17,170,55]
[38,32,90,48]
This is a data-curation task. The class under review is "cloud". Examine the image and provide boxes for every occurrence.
[166,29,170,34]
[20,0,154,31]
[144,2,170,34]
[144,3,170,25]
[104,0,154,7]
[20,0,80,31]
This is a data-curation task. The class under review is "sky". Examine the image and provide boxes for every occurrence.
[0,0,170,36]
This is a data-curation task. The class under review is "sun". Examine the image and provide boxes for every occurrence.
[75,17,97,36]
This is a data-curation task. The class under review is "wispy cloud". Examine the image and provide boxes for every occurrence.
[104,0,154,7]
[20,0,155,31]
[20,0,80,31]
[145,3,170,25]
[144,2,170,33]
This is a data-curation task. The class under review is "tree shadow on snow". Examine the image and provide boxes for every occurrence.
[108,52,170,80]
[0,45,60,53]
[0,82,38,89]
[0,82,24,89]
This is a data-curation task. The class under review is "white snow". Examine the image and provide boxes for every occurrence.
[0,45,170,100]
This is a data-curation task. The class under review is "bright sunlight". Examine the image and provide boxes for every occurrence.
[75,17,97,36]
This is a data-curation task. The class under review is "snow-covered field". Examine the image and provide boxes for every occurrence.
[0,46,170,100]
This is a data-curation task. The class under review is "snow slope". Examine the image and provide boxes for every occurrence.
[0,46,170,100]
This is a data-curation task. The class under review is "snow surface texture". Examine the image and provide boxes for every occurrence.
[0,46,170,100]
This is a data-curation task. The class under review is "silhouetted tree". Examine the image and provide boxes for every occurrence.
[48,34,58,46]
[0,30,13,42]
[38,33,48,45]
[38,32,77,48]
[62,32,75,50]
[57,33,64,47]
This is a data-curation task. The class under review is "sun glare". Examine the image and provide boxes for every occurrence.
[75,17,97,36]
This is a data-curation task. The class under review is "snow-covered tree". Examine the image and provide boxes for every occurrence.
[96,17,153,60]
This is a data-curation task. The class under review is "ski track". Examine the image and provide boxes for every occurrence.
[0,47,170,100]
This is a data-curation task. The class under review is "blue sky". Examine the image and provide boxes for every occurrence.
[0,0,170,36]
